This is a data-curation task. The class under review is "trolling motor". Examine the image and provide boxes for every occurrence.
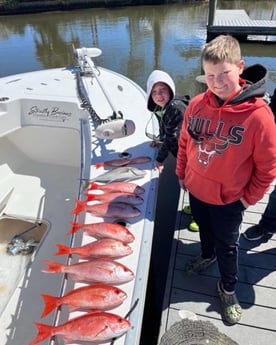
[94,109,135,139]
[74,47,136,140]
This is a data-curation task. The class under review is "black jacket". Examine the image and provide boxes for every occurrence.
[155,96,189,163]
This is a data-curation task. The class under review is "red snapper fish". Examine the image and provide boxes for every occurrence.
[71,199,141,218]
[40,283,127,317]
[42,258,135,284]
[54,238,133,259]
[85,191,144,205]
[29,311,131,345]
[68,221,135,243]
[91,166,147,183]
[95,155,151,168]
[88,181,145,194]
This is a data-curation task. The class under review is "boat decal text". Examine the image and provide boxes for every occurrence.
[28,106,72,122]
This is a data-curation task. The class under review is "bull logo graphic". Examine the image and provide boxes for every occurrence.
[188,117,245,167]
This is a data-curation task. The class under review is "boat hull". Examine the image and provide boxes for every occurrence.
[0,60,158,345]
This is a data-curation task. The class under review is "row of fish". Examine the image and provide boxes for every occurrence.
[30,225,135,344]
[30,159,149,345]
[73,180,147,219]
[68,221,135,242]
[54,238,133,259]
[30,221,136,344]
[30,311,131,345]
[95,155,151,169]
[43,257,134,285]
[72,199,141,219]
[89,166,147,183]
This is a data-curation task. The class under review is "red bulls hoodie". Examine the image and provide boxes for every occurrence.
[176,64,276,206]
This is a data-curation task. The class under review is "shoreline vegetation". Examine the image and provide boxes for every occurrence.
[0,0,208,15]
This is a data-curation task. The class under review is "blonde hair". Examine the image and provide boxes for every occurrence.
[201,35,241,65]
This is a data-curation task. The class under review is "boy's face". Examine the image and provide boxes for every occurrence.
[151,82,171,108]
[203,60,244,100]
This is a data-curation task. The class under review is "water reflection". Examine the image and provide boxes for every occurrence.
[0,2,275,345]
[0,1,275,95]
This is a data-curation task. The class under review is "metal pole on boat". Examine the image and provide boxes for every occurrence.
[83,54,118,115]
[74,47,135,139]
[75,47,118,113]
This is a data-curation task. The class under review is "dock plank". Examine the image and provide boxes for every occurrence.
[214,9,250,21]
[163,308,276,345]
[158,186,276,345]
[207,9,276,41]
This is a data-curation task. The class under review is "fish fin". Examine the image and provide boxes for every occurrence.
[40,294,59,318]
[67,221,82,235]
[29,322,53,345]
[88,182,99,191]
[95,162,104,169]
[54,243,71,256]
[85,193,96,202]
[71,199,85,215]
[95,325,109,337]
[42,260,63,273]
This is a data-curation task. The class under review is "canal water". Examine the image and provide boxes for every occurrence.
[0,1,275,345]
[0,1,275,95]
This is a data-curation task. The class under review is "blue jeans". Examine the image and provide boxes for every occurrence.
[259,185,276,234]
[189,193,245,292]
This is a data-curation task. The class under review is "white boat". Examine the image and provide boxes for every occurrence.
[0,47,159,345]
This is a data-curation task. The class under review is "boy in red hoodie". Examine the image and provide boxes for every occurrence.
[176,35,276,324]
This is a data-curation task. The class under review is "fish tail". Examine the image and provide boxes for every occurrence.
[85,193,96,202]
[71,199,85,215]
[67,221,83,234]
[29,322,53,345]
[42,260,64,273]
[40,294,59,318]
[54,243,71,256]
[88,182,99,191]
[95,162,104,169]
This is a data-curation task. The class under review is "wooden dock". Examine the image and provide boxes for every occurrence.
[207,1,276,42]
[158,184,276,345]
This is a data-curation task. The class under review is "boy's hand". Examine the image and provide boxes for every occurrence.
[154,161,164,173]
[179,179,186,191]
[150,141,162,148]
[240,197,249,209]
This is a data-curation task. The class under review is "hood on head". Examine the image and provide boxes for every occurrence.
[146,70,175,111]
[239,64,268,99]
[241,64,267,85]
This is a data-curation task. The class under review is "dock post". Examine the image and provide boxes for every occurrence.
[207,0,217,42]
[208,0,217,27]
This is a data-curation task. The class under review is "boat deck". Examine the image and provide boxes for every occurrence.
[158,183,276,345]
[0,64,158,345]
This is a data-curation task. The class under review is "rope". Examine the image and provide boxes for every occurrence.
[76,67,104,126]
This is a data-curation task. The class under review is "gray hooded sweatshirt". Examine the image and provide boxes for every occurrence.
[146,70,189,163]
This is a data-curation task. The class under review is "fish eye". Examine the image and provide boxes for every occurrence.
[119,151,131,159]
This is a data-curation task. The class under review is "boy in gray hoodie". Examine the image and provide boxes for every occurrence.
[146,70,189,173]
